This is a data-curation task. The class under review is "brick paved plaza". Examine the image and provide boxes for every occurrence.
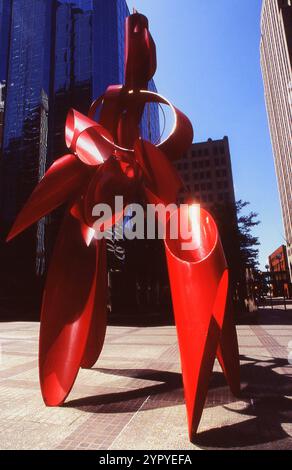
[0,307,291,450]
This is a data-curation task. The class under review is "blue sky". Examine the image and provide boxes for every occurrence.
[127,0,284,269]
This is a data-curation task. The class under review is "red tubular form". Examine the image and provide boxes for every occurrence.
[164,207,240,440]
[125,13,157,89]
[6,11,240,440]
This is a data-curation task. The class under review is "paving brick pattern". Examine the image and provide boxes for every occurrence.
[0,308,291,450]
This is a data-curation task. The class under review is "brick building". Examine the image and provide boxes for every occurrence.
[173,136,236,208]
[269,244,292,297]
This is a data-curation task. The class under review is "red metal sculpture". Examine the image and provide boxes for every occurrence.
[7,13,240,440]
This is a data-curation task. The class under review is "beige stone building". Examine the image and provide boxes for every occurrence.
[260,0,292,274]
[173,136,236,209]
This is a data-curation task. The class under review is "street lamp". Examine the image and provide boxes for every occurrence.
[275,253,287,310]
[275,253,282,299]
[265,263,273,310]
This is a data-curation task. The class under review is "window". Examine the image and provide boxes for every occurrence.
[221,157,226,165]
[206,171,211,179]
[201,183,206,191]
[205,160,210,168]
[192,161,197,169]
[204,148,209,156]
[213,146,218,155]
[220,146,225,155]
[192,150,196,158]
[207,182,213,190]
[216,169,227,177]
[215,158,219,166]
[193,172,198,180]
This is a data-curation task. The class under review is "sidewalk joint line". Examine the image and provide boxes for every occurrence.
[108,395,151,449]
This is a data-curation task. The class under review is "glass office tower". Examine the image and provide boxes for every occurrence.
[0,0,53,224]
[0,0,12,83]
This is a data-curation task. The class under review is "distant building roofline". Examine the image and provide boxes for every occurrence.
[191,136,229,145]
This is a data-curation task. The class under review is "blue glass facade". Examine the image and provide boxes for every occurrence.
[54,2,93,92]
[0,0,12,83]
[51,0,95,159]
[3,0,52,148]
[0,0,53,224]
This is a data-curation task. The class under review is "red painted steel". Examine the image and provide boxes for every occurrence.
[7,12,240,439]
[164,207,239,439]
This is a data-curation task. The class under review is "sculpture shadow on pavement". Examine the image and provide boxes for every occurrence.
[64,354,292,449]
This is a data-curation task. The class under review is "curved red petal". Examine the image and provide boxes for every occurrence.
[7,154,90,241]
[135,139,183,205]
[216,293,241,396]
[75,125,114,166]
[39,213,99,406]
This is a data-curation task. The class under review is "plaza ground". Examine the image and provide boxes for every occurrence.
[0,307,291,450]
